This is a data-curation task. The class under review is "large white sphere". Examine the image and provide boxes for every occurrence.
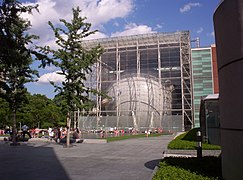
[105,76,165,128]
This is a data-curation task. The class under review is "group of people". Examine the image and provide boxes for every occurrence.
[51,127,81,143]
[21,125,45,139]
[20,125,81,142]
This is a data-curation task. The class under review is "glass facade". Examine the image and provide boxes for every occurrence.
[81,32,193,131]
[191,48,214,127]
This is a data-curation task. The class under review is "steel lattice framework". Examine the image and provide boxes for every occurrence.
[80,31,193,131]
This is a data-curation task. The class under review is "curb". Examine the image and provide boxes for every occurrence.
[149,150,167,180]
[163,153,196,158]
[83,139,107,144]
[149,165,159,180]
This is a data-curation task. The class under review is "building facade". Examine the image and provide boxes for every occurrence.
[79,31,193,132]
[191,45,219,127]
[192,46,213,127]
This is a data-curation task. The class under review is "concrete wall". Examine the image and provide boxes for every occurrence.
[214,0,243,179]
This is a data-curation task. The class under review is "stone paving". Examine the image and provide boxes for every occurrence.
[165,149,221,157]
[0,135,174,180]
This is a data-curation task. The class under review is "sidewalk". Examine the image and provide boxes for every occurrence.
[0,134,174,180]
[164,149,221,157]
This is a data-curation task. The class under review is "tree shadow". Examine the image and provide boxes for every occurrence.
[144,159,161,170]
[0,143,70,180]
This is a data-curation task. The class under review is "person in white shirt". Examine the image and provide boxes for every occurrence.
[22,125,32,139]
[48,127,54,141]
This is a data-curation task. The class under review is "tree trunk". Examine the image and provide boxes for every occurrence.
[66,112,71,148]
[11,108,19,145]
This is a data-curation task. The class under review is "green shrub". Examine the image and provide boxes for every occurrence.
[153,157,221,180]
[168,128,221,150]
[182,127,200,141]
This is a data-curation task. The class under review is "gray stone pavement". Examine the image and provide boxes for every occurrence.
[0,135,174,180]
[165,149,221,157]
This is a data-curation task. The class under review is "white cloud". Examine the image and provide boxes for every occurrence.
[196,27,203,34]
[111,23,155,37]
[22,0,134,46]
[85,31,108,40]
[22,0,59,40]
[180,2,201,13]
[37,71,65,84]
[83,0,134,26]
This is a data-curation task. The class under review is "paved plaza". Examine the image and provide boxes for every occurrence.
[0,135,174,180]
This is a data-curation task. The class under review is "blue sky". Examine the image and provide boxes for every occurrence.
[17,0,220,99]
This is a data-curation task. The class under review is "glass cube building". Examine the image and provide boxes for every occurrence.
[79,31,193,132]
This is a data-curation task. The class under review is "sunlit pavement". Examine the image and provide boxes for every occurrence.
[0,135,174,180]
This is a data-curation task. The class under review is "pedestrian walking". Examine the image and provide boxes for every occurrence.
[21,125,32,139]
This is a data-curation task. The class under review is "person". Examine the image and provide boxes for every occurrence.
[73,128,80,139]
[34,127,40,138]
[48,127,53,140]
[22,125,32,139]
[56,127,61,143]
[30,127,36,138]
[61,127,67,139]
[4,126,10,134]
[49,130,54,141]
[100,130,104,138]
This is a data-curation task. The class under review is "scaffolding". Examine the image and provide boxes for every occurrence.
[80,31,193,131]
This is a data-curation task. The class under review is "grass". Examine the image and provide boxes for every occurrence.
[168,128,221,150]
[153,156,222,180]
[0,134,9,137]
[105,132,171,142]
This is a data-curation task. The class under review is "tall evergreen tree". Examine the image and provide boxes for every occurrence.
[39,7,103,147]
[0,97,11,128]
[0,0,39,144]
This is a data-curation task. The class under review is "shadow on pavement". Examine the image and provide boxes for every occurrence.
[0,143,70,180]
[144,159,161,170]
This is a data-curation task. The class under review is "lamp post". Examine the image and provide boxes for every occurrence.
[197,130,202,158]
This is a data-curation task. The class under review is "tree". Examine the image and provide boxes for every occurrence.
[0,97,11,128]
[18,93,66,129]
[0,0,39,144]
[39,7,103,147]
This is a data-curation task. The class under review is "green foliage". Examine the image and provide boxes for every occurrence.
[38,7,103,113]
[181,127,200,141]
[153,157,221,180]
[0,0,39,139]
[168,128,221,150]
[0,93,66,129]
[18,93,66,128]
[0,98,11,128]
[0,0,39,107]
[36,7,103,147]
